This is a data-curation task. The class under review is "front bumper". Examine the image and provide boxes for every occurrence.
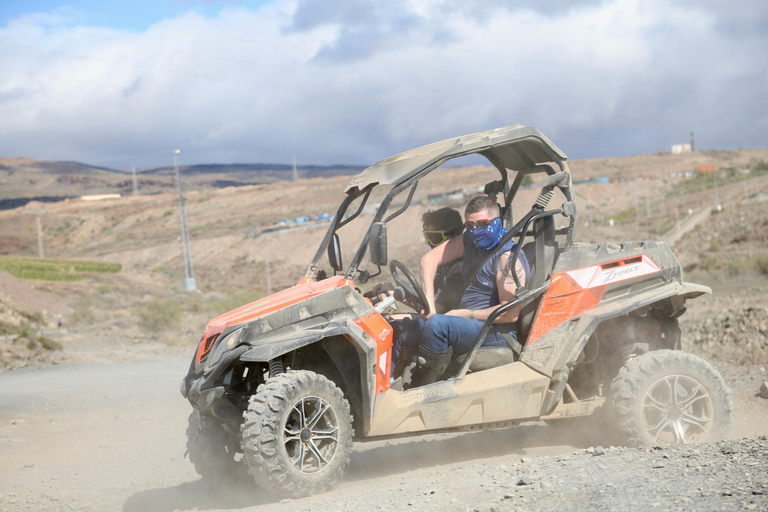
[180,345,249,422]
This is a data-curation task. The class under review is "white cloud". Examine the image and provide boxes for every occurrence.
[0,0,765,169]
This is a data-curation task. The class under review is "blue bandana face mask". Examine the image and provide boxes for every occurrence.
[467,218,506,250]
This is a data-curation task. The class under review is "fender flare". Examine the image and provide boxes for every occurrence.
[529,281,710,414]
[239,322,352,362]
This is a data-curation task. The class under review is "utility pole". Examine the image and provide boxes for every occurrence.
[265,255,272,295]
[292,156,298,182]
[131,165,139,196]
[714,168,720,209]
[36,215,44,258]
[690,132,695,152]
[174,150,196,291]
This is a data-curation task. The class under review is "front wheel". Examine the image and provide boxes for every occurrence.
[186,411,246,485]
[609,350,733,446]
[241,370,353,497]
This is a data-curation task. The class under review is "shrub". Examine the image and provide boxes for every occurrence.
[0,322,19,336]
[20,310,45,324]
[726,258,749,276]
[700,254,719,271]
[611,207,637,224]
[135,298,182,333]
[71,303,96,326]
[709,239,721,252]
[38,336,62,351]
[754,254,768,276]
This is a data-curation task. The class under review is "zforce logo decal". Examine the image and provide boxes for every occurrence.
[525,254,662,346]
[566,255,661,290]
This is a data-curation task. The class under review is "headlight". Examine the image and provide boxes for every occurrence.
[206,329,242,370]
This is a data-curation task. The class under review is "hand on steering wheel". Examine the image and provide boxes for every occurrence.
[389,260,430,317]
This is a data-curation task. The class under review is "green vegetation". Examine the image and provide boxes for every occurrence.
[0,321,19,336]
[709,239,721,252]
[668,161,768,197]
[697,252,768,277]
[699,254,720,271]
[755,254,768,276]
[726,258,750,276]
[135,298,183,333]
[0,256,121,281]
[610,207,638,224]
[2,325,63,351]
[37,336,63,351]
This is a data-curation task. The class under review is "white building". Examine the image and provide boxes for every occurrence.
[671,144,692,154]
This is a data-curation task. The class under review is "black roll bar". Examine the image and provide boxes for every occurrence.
[507,208,562,289]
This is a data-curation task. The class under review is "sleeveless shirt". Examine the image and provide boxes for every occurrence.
[458,233,530,310]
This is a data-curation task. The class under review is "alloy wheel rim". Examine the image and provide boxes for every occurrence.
[642,374,713,445]
[283,396,339,473]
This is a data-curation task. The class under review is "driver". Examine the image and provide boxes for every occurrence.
[401,195,530,387]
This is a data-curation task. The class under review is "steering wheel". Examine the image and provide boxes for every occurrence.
[389,260,430,316]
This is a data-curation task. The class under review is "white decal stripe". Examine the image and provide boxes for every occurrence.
[588,257,661,288]
[566,266,600,289]
[378,351,387,376]
[566,256,662,290]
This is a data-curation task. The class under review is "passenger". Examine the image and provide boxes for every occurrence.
[373,207,464,310]
[400,195,530,387]
[371,207,464,376]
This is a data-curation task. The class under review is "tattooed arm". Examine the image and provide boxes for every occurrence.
[444,251,526,324]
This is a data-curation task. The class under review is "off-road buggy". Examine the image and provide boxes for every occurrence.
[181,125,732,497]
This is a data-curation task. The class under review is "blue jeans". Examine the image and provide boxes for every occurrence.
[391,315,514,372]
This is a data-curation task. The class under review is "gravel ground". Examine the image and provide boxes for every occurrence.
[1,357,764,512]
[268,438,768,512]
[1,284,767,511]
[122,433,768,512]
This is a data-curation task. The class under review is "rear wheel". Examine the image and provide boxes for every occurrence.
[609,350,733,446]
[186,411,246,485]
[241,370,353,497]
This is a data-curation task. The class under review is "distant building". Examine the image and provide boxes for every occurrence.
[671,144,692,154]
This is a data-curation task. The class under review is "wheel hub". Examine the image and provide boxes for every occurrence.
[666,406,682,421]
[283,396,340,474]
[642,374,713,445]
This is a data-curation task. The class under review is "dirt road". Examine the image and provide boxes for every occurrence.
[0,356,591,511]
[1,354,766,512]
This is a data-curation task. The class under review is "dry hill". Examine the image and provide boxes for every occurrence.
[0,147,767,369]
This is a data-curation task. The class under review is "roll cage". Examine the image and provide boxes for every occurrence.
[305,124,577,282]
[301,126,581,376]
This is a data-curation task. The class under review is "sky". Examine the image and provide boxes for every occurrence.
[0,0,766,170]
